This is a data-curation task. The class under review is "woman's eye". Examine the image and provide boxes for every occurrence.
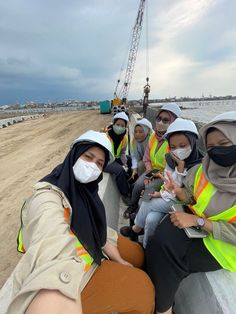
[220,141,231,146]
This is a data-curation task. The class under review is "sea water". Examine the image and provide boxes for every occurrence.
[151,99,236,123]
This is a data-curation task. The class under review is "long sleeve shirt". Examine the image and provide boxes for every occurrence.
[182,164,236,246]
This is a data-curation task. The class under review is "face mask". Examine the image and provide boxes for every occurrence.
[172,146,192,160]
[207,145,236,167]
[156,121,169,133]
[73,158,102,183]
[113,125,126,135]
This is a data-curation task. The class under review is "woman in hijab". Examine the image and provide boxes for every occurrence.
[104,111,131,202]
[8,130,154,314]
[121,118,202,246]
[123,103,182,219]
[145,112,236,314]
[130,118,153,179]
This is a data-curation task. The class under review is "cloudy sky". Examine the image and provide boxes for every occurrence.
[1,0,236,104]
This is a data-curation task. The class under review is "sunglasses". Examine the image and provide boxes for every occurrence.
[156,116,170,124]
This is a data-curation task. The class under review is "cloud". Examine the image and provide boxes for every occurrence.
[154,0,219,41]
[129,0,236,99]
[0,0,235,104]
[198,57,236,93]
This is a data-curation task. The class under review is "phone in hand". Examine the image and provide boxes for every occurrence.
[151,169,160,174]
[144,172,154,179]
[144,169,160,179]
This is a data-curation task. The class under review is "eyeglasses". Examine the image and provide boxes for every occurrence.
[156,116,170,124]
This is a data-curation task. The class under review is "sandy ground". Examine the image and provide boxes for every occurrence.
[0,110,112,288]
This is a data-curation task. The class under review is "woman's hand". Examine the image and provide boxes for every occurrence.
[118,258,134,267]
[152,171,161,178]
[103,242,133,267]
[158,171,188,202]
[159,171,178,193]
[131,169,138,180]
[149,191,161,198]
[170,211,197,228]
[169,152,185,173]
[143,178,151,186]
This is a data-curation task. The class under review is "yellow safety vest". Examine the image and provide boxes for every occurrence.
[190,165,236,271]
[106,132,128,159]
[148,133,168,170]
[17,207,94,272]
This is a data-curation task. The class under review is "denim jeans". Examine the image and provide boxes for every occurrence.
[135,197,174,247]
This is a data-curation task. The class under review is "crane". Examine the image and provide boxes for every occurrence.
[112,0,147,114]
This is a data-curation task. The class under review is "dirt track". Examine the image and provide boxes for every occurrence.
[0,110,111,287]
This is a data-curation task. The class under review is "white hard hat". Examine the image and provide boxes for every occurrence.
[165,118,199,138]
[113,111,129,122]
[71,130,114,163]
[199,111,236,140]
[156,102,182,118]
[135,118,153,130]
[210,111,236,123]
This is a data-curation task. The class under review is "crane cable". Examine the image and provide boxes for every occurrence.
[142,0,150,118]
[114,31,133,98]
[145,0,149,82]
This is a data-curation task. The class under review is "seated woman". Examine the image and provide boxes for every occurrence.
[103,111,131,203]
[121,118,202,247]
[130,118,153,180]
[123,103,182,219]
[7,130,155,314]
[145,112,236,314]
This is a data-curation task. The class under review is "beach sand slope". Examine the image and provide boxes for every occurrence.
[0,110,111,287]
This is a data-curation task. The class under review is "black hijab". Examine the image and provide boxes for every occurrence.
[166,131,203,170]
[40,142,109,265]
[107,120,127,156]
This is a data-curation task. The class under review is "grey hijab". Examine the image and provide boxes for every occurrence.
[132,124,150,162]
[199,121,236,215]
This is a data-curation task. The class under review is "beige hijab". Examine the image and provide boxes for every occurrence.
[199,121,236,215]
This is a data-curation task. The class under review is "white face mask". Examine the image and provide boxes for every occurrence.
[113,125,126,135]
[171,146,192,160]
[73,158,102,183]
[156,121,169,133]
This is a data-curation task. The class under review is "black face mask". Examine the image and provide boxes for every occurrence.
[207,145,236,167]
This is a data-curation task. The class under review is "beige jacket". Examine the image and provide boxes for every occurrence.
[7,182,118,314]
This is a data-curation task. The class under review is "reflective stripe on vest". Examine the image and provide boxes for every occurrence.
[148,133,168,170]
[130,139,134,151]
[17,228,25,253]
[17,207,94,272]
[65,208,94,272]
[17,200,27,253]
[191,165,236,271]
[106,133,128,158]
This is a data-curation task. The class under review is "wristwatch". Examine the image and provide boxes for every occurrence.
[196,217,205,230]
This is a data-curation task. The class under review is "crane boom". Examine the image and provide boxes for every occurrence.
[119,0,146,103]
